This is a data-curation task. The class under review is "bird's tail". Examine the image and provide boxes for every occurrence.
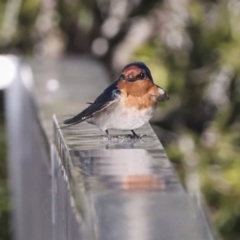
[60,114,91,129]
[60,101,97,129]
[59,120,83,129]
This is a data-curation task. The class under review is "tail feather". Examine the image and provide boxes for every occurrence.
[63,117,80,124]
[60,116,91,129]
[60,119,85,129]
[62,107,92,129]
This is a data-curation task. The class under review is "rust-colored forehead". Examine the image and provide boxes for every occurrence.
[122,66,142,76]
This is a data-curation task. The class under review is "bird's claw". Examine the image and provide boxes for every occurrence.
[128,134,146,139]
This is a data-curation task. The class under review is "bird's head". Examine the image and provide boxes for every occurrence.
[118,62,169,100]
[117,62,155,96]
[119,62,153,83]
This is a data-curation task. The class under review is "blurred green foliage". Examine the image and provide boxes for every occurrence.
[1,0,240,239]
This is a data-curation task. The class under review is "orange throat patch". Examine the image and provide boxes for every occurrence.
[118,80,159,109]
[118,79,153,97]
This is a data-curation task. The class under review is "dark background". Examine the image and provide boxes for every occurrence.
[1,0,240,239]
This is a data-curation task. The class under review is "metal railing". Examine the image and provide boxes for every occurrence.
[3,55,215,240]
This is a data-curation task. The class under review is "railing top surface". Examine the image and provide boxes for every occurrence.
[56,118,182,193]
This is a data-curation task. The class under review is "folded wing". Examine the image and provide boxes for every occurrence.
[63,81,121,127]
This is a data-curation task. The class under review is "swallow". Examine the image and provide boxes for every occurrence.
[63,62,169,139]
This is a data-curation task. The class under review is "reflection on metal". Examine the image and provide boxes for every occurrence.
[53,115,214,240]
[54,118,181,193]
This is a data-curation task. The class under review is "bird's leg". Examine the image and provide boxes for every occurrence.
[131,130,140,139]
[105,130,112,140]
[130,130,146,139]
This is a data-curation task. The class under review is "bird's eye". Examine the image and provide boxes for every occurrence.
[139,73,146,79]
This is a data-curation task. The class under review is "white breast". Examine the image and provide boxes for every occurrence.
[89,100,157,132]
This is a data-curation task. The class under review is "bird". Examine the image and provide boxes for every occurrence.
[63,62,169,139]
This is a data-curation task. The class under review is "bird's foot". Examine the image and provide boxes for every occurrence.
[138,134,147,139]
[129,130,146,139]
[128,133,146,139]
[105,130,112,140]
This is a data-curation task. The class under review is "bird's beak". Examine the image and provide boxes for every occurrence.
[159,91,169,102]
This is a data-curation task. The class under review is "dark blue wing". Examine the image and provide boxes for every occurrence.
[63,81,121,126]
